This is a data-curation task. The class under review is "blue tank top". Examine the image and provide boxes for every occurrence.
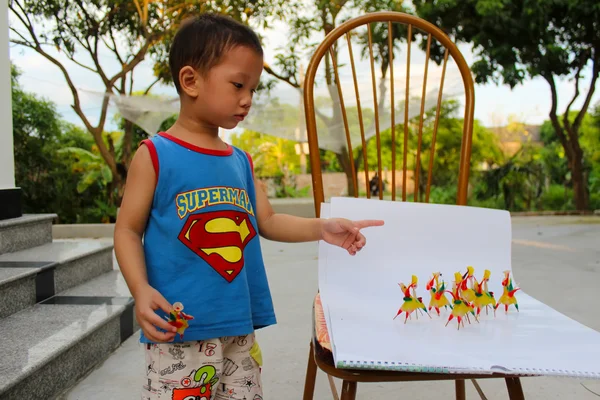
[139,132,276,343]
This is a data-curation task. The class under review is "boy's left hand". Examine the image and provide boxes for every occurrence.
[321,218,384,256]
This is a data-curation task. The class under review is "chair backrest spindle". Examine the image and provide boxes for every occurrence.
[426,48,450,203]
[388,21,396,201]
[303,12,475,217]
[328,47,358,197]
[346,33,371,198]
[414,33,432,202]
[367,24,383,200]
[403,24,412,202]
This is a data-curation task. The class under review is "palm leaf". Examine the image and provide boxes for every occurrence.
[58,147,103,163]
[77,170,101,193]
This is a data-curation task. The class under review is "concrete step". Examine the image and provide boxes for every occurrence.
[0,240,114,319]
[0,214,56,254]
[0,270,135,400]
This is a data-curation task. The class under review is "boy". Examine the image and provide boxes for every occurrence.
[114,13,383,400]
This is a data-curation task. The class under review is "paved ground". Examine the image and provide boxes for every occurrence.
[64,216,600,399]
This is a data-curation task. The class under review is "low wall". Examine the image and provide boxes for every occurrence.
[53,223,115,239]
[52,199,317,239]
[52,198,599,239]
[293,170,415,198]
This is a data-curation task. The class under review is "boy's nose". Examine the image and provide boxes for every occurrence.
[241,93,253,109]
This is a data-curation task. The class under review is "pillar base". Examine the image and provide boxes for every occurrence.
[0,188,22,220]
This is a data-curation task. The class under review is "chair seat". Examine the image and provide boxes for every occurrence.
[314,293,332,351]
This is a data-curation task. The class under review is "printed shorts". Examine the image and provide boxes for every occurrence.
[142,333,263,400]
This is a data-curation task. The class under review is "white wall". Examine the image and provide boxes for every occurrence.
[0,0,15,190]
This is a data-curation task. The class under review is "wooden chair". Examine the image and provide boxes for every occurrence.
[301,11,526,400]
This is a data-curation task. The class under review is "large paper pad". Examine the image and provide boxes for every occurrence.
[319,197,600,378]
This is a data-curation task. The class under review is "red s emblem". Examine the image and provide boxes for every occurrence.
[178,210,257,282]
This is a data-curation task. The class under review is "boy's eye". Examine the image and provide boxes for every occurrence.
[233,82,243,89]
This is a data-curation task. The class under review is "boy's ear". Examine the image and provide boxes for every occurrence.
[179,66,199,98]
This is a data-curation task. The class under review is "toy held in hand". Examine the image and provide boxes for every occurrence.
[166,302,194,339]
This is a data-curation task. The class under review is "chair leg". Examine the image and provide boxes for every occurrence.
[455,379,466,400]
[327,375,340,400]
[340,380,357,400]
[302,342,318,400]
[505,377,525,400]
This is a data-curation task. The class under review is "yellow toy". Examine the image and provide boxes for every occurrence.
[393,275,430,323]
[496,270,520,313]
[472,269,497,316]
[445,273,478,329]
[167,302,194,339]
[460,266,476,303]
[426,272,452,316]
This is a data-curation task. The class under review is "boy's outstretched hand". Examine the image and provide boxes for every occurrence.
[321,218,384,256]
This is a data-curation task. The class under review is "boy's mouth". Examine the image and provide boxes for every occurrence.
[234,114,247,122]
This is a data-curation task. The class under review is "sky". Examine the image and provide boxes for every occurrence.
[8,11,600,138]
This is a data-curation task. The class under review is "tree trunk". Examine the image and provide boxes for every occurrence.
[545,74,591,211]
[571,146,588,210]
[114,178,126,208]
[121,119,135,171]
[336,149,356,197]
[555,130,588,211]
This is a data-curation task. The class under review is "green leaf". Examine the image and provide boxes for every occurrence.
[77,170,101,193]
[58,147,102,163]
[101,165,113,184]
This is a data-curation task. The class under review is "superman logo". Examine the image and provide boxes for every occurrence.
[178,210,257,282]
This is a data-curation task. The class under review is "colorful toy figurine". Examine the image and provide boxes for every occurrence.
[472,269,497,316]
[166,302,194,339]
[411,277,431,320]
[393,275,430,323]
[496,270,520,313]
[394,268,521,328]
[426,272,452,316]
[445,272,478,330]
[460,266,476,303]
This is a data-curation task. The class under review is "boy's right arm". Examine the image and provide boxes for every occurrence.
[114,144,177,342]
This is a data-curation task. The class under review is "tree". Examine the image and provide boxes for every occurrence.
[361,100,503,200]
[414,0,600,210]
[590,103,600,208]
[231,130,301,178]
[11,65,108,223]
[9,0,288,206]
[263,0,412,195]
[231,129,310,198]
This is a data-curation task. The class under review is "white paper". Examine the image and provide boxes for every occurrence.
[318,202,339,356]
[318,197,600,378]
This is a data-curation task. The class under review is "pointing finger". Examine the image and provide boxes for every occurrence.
[353,219,384,229]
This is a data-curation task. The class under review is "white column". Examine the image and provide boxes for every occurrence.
[0,1,20,220]
[0,0,15,190]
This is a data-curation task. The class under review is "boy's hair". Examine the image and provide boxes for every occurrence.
[169,13,263,94]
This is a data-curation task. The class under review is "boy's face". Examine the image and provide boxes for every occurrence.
[182,45,263,131]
